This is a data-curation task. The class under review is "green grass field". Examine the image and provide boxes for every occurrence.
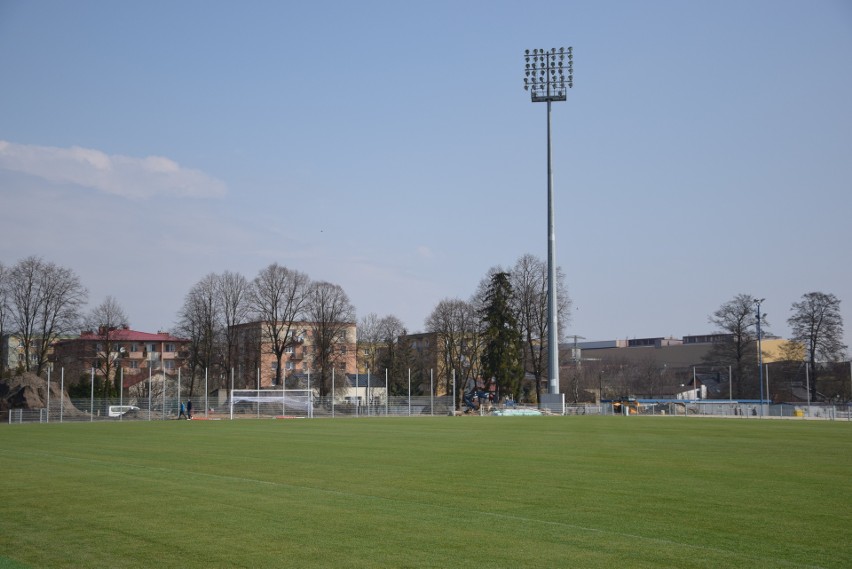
[0,416,849,568]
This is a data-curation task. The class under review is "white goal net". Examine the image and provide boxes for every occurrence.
[229,389,314,419]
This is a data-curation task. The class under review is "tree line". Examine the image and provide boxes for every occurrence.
[174,264,355,398]
[704,292,847,401]
[0,254,569,407]
[173,255,569,405]
[2,255,846,403]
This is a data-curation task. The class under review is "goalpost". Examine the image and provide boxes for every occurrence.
[229,389,314,419]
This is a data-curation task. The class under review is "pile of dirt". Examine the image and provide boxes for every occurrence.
[0,372,81,414]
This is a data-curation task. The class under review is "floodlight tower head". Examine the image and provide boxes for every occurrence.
[524,47,572,103]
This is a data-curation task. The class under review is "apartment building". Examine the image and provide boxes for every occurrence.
[51,326,189,384]
[230,321,357,388]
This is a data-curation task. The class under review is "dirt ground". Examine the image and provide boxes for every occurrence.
[0,372,80,414]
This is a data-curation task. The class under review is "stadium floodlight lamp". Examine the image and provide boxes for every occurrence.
[526,46,572,102]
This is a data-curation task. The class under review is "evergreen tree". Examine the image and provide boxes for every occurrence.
[479,272,524,400]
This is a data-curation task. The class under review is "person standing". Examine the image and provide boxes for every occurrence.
[186,399,193,420]
[463,377,477,414]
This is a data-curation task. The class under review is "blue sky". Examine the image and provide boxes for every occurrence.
[1,0,850,347]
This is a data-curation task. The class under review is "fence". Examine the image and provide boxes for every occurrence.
[8,378,852,424]
[6,393,457,424]
[594,400,852,420]
[7,396,851,424]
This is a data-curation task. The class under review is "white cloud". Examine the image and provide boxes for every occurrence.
[0,140,226,199]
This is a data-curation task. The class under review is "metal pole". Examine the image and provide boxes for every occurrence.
[452,370,456,415]
[60,368,64,423]
[729,365,732,401]
[693,367,697,399]
[178,368,181,417]
[148,366,152,421]
[766,364,770,407]
[805,361,811,412]
[230,368,234,420]
[205,368,208,418]
[120,368,124,421]
[755,299,765,416]
[46,367,51,423]
[408,368,411,416]
[430,368,434,416]
[331,368,335,418]
[546,97,559,394]
[385,368,388,416]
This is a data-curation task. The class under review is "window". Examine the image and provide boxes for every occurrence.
[271,362,278,371]
[131,343,138,352]
[165,343,175,353]
[284,346,294,354]
[147,343,156,352]
[129,360,139,369]
[286,361,295,370]
[164,360,175,370]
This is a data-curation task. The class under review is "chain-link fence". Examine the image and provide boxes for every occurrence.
[588,400,852,420]
[6,393,459,423]
[9,396,851,424]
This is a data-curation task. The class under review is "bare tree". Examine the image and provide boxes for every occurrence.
[177,274,221,394]
[305,281,355,396]
[217,270,250,382]
[86,296,130,396]
[788,292,846,400]
[357,313,381,373]
[377,314,410,391]
[249,263,310,385]
[425,298,482,405]
[8,257,87,375]
[706,293,768,398]
[177,271,251,390]
[508,254,571,404]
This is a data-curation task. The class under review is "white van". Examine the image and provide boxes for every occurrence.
[108,405,140,417]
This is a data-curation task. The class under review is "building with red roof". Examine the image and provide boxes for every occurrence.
[51,326,189,387]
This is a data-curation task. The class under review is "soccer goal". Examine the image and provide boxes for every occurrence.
[228,389,314,419]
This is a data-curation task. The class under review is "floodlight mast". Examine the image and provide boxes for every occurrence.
[524,47,573,395]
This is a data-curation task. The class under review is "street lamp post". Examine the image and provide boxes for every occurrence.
[755,298,765,416]
[524,47,573,395]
